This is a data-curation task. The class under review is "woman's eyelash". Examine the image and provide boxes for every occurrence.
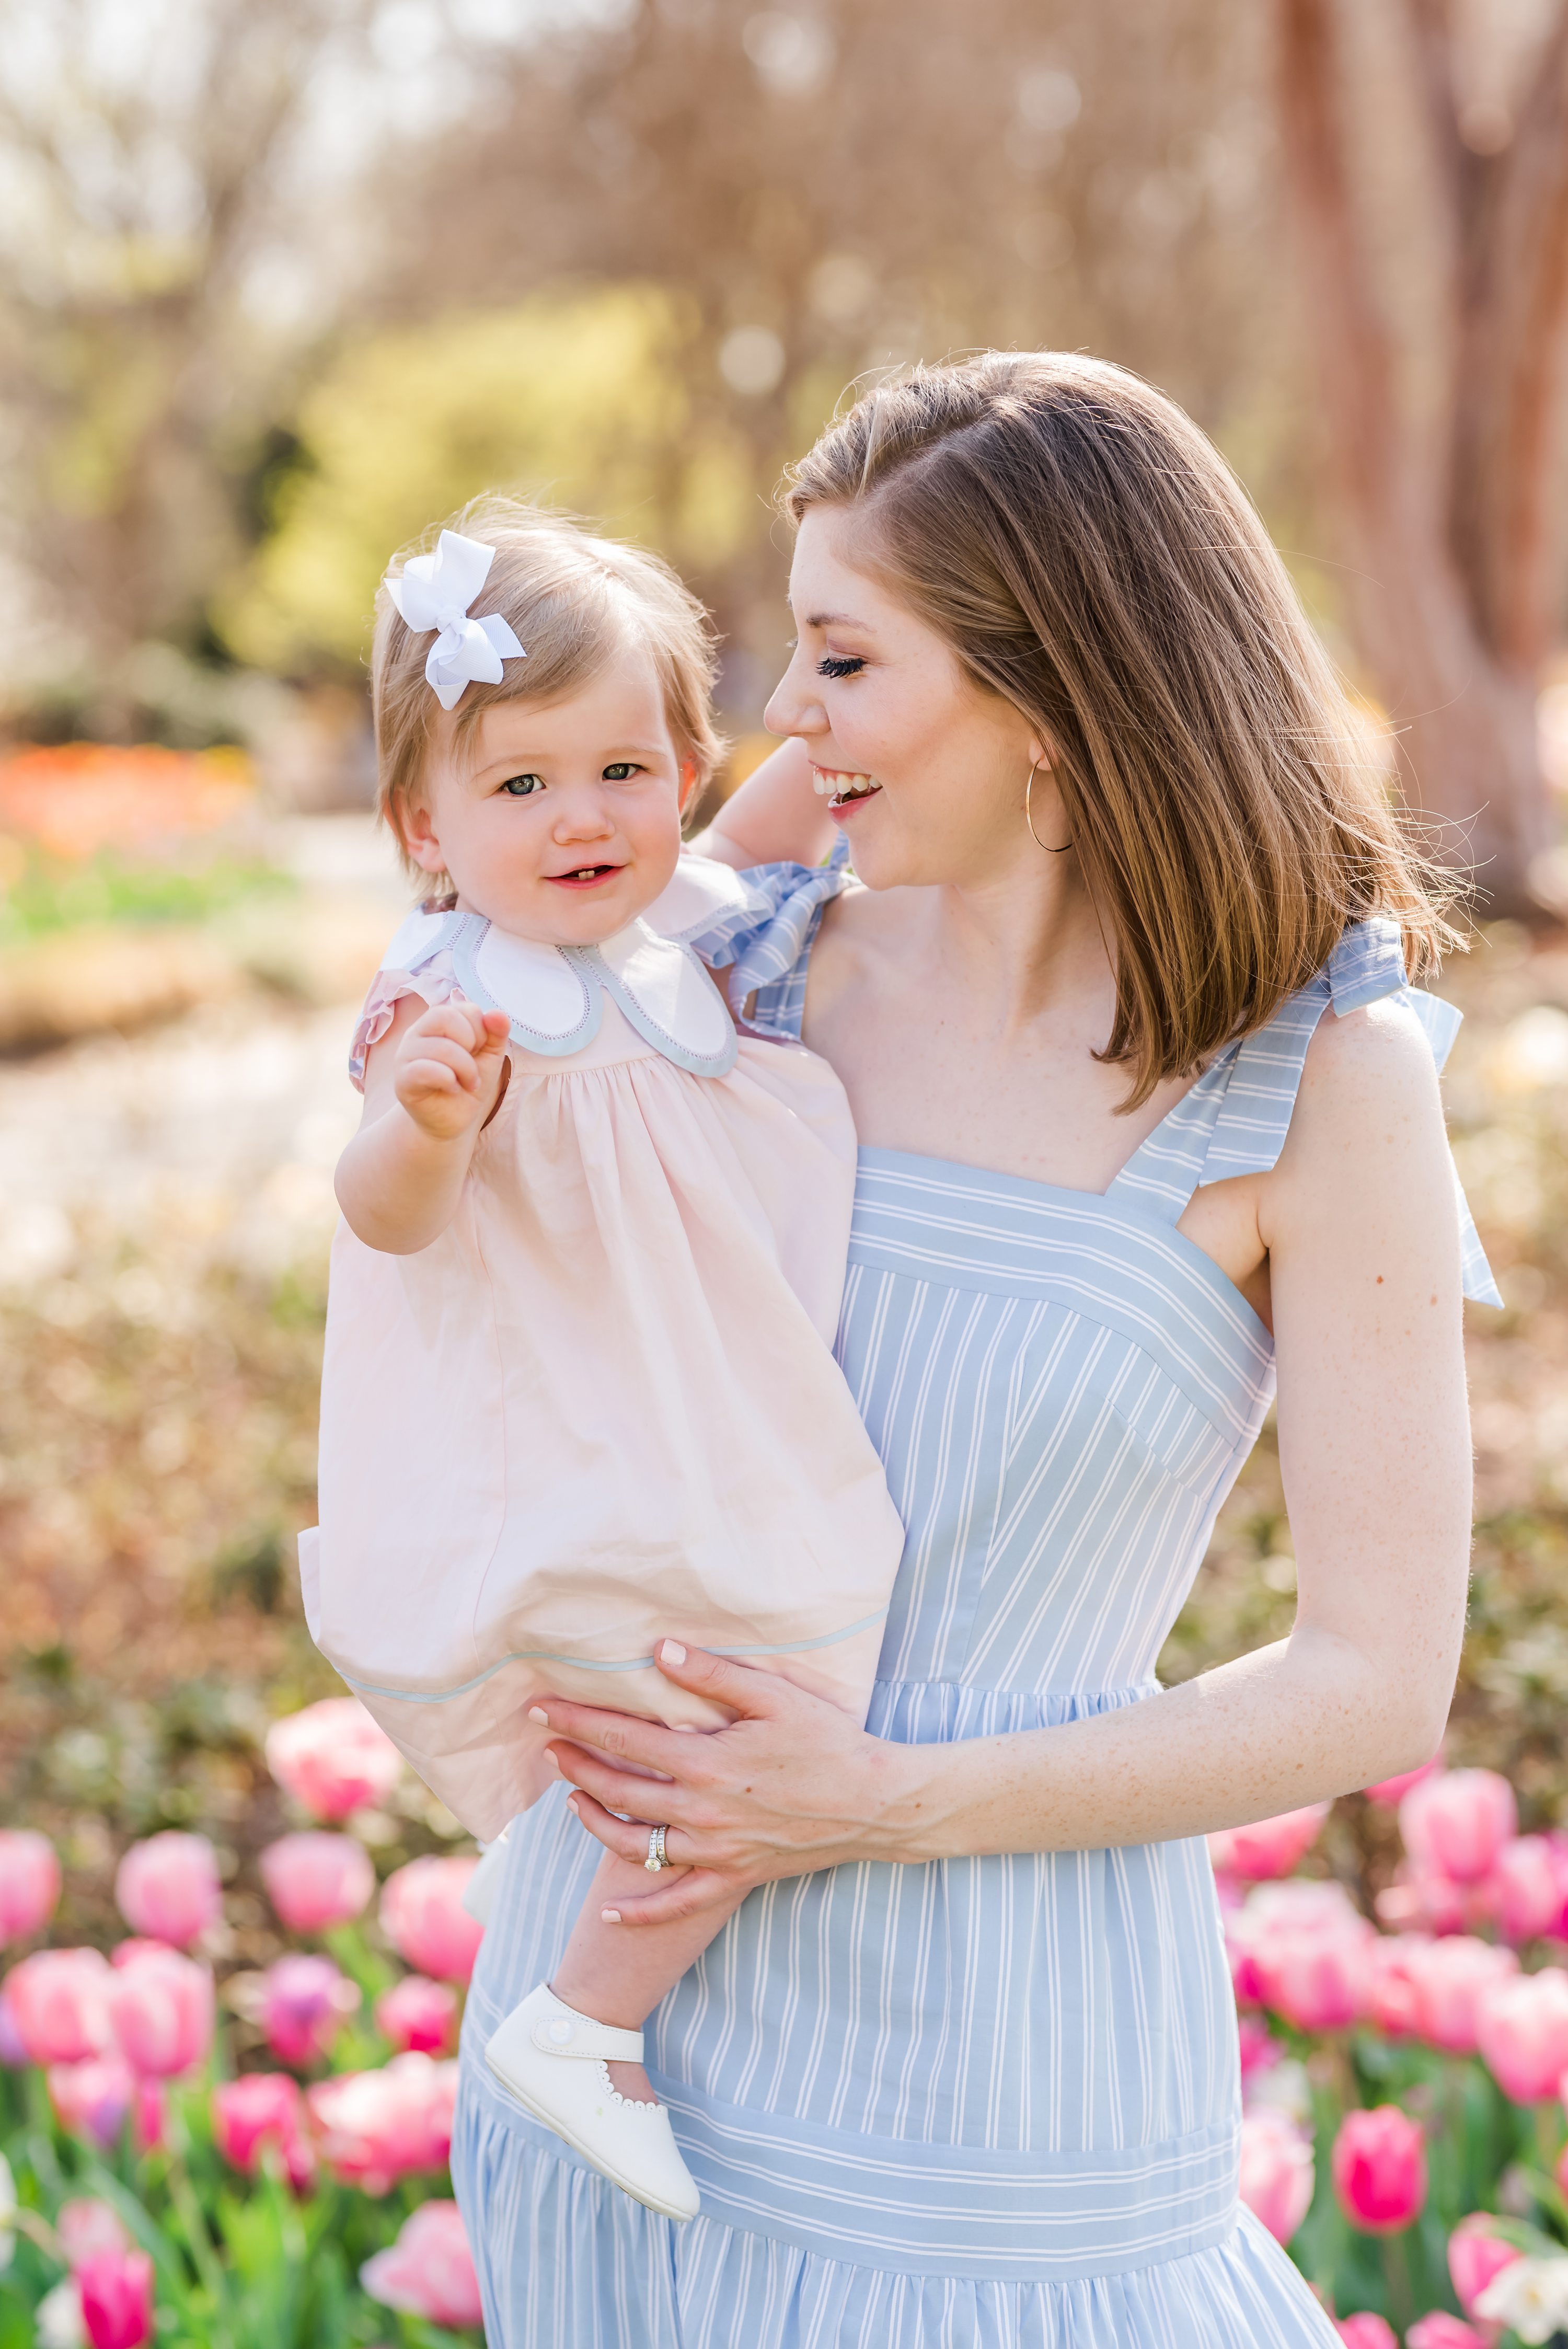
[817,655,865,679]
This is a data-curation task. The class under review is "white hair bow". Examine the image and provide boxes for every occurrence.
[385,530,525,711]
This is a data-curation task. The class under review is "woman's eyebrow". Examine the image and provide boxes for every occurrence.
[799,609,871,630]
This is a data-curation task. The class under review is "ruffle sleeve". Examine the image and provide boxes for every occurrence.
[348,955,466,1090]
[684,834,854,1040]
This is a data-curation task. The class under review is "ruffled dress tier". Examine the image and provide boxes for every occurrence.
[305,853,904,1840]
[452,858,1498,2347]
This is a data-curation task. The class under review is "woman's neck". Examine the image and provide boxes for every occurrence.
[914,853,1113,1041]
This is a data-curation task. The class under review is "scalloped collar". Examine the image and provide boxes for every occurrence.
[377,855,769,1079]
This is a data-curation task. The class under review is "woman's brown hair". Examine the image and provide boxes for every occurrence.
[373,495,725,882]
[783,352,1461,1107]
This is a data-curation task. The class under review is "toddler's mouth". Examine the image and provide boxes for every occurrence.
[545,865,624,889]
[811,767,882,810]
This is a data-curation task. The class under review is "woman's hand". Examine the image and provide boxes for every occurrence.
[531,1642,922,1927]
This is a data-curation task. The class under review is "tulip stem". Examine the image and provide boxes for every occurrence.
[1536,2100,1564,2177]
[1385,2229,1414,2334]
[167,2156,233,2342]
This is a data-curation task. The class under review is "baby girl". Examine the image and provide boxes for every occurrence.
[301,501,903,2223]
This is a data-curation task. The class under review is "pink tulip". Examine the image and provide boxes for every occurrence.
[1405,2318,1489,2349]
[1408,1937,1519,2055]
[1448,2211,1524,2321]
[77,2248,155,2349]
[1238,2109,1315,2244]
[260,1832,375,1934]
[133,2078,166,2156]
[1336,2317,1399,2349]
[0,1990,26,2065]
[1364,1758,1443,1806]
[260,1953,361,2068]
[108,1944,214,2078]
[1475,1966,1568,2103]
[1401,1771,1517,1886]
[1208,1804,1330,1883]
[1363,1935,1432,2039]
[6,1948,113,2063]
[1265,1923,1373,2032]
[0,1830,61,1943]
[375,1974,458,2056]
[1376,1869,1473,1937]
[114,1833,222,1949]
[1332,2105,1428,2233]
[212,2071,316,2191]
[360,2200,483,2328]
[264,1698,401,1824]
[307,2051,458,2193]
[1237,2014,1282,2082]
[379,1856,483,1985]
[1491,1835,1568,1944]
[48,2056,136,2149]
[58,2200,129,2271]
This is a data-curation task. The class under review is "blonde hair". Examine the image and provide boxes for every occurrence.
[372,496,725,878]
[783,353,1462,1107]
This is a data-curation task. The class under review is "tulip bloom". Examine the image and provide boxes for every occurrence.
[259,1832,375,1934]
[113,1833,222,1950]
[1492,1835,1568,1945]
[0,1993,26,2067]
[1364,1758,1442,1807]
[361,2200,483,2328]
[1336,2317,1398,2349]
[380,1856,483,1986]
[211,2071,316,2192]
[375,1973,459,2056]
[1409,1937,1519,2055]
[48,2057,136,2150]
[1475,1966,1568,2104]
[0,1830,61,1944]
[1237,2110,1315,2244]
[108,1945,214,2078]
[264,1699,401,1824]
[260,1953,361,2069]
[1331,2105,1428,2233]
[1449,2211,1524,2321]
[1405,2318,1489,2349]
[6,1949,113,2064]
[77,2248,154,2349]
[307,2051,457,2193]
[57,2200,129,2271]
[1400,1770,1517,1886]
[1362,1935,1432,2040]
[1208,1804,1330,1884]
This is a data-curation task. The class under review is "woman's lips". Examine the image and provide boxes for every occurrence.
[812,766,883,814]
[544,865,624,889]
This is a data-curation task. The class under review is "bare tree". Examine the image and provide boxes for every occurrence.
[1276,0,1568,913]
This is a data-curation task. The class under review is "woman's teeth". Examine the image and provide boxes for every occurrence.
[811,769,881,800]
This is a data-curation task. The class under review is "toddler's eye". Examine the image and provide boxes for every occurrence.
[817,655,865,680]
[499,774,543,796]
[602,762,641,781]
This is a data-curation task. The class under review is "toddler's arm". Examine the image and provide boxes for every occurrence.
[335,994,511,1253]
[694,735,836,869]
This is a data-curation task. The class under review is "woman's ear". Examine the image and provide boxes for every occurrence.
[401,796,447,876]
[1027,737,1052,771]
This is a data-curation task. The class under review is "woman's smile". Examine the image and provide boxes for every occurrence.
[811,765,884,814]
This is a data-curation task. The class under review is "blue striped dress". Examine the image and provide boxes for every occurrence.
[453,864,1498,2346]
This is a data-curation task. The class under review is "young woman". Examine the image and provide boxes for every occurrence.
[452,352,1496,2345]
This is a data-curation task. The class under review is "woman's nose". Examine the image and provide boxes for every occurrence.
[763,651,825,740]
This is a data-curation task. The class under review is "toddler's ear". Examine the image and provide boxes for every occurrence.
[678,761,698,814]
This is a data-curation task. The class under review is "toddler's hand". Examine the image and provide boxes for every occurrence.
[394,1002,511,1141]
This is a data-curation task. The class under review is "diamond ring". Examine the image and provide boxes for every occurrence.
[644,1824,669,1873]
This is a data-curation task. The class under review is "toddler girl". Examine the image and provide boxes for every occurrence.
[301,500,904,2224]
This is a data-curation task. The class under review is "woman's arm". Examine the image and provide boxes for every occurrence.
[691,736,837,869]
[335,994,511,1253]
[533,998,1474,1925]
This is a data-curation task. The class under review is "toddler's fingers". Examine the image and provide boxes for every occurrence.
[402,1034,481,1092]
[411,1001,492,1054]
[399,1057,462,1098]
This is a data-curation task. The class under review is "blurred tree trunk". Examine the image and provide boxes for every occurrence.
[1275,0,1568,915]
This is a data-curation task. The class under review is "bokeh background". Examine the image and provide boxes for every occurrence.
[4,1,1568,2322]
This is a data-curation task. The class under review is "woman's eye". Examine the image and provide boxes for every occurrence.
[499,774,543,797]
[817,655,865,680]
[602,762,641,781]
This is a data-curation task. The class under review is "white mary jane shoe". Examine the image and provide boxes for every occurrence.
[484,1984,700,2223]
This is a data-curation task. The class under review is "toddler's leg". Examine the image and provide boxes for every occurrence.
[550,1848,745,2104]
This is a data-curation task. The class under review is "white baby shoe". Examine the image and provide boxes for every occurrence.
[484,1984,700,2223]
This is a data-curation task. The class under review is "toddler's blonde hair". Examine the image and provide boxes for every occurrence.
[372,496,726,879]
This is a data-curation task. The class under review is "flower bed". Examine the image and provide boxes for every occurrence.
[0,1699,483,2346]
[1228,1765,1568,2343]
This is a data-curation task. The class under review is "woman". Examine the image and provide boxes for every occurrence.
[452,353,1496,2344]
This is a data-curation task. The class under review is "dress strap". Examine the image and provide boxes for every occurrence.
[688,833,854,1041]
[1106,918,1500,1306]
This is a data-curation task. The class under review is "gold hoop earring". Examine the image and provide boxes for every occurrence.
[1025,759,1071,854]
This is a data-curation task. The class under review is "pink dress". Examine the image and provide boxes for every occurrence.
[301,854,904,1840]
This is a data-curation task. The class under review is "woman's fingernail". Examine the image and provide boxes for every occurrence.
[566,1795,580,1817]
[661,1641,687,1667]
[546,1751,562,1774]
[602,1909,621,1924]
[528,1707,549,1724]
